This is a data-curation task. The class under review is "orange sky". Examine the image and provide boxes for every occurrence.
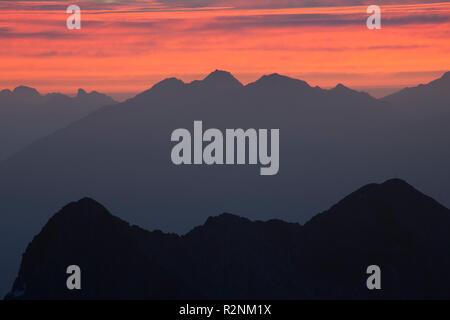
[1,0,449,100]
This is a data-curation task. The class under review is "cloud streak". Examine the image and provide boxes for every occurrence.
[0,1,449,96]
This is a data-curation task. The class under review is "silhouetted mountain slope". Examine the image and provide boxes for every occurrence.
[0,71,449,297]
[383,71,450,108]
[0,86,116,161]
[0,86,115,109]
[248,73,311,91]
[6,179,450,299]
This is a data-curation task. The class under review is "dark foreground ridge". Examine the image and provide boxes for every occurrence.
[5,179,450,300]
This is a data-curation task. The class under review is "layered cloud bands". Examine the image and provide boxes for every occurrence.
[1,0,449,98]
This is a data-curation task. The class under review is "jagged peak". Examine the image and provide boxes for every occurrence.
[132,77,185,99]
[204,212,249,225]
[344,178,416,199]
[258,73,293,82]
[380,178,412,188]
[328,83,356,94]
[186,70,243,91]
[440,71,450,80]
[331,83,366,94]
[48,197,115,226]
[76,196,103,206]
[426,71,450,87]
[200,69,243,87]
[147,77,185,94]
[45,92,68,98]
[204,69,236,81]
[77,88,87,96]
[63,196,108,212]
[383,71,450,101]
[327,83,375,101]
[304,177,449,229]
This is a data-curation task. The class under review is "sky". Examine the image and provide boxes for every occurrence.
[1,0,449,100]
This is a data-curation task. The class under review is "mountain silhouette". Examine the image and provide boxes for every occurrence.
[0,70,449,297]
[383,71,450,107]
[5,179,450,299]
[328,83,375,104]
[77,88,87,96]
[5,198,195,300]
[12,86,40,100]
[0,86,116,161]
[249,73,311,90]
[192,69,243,90]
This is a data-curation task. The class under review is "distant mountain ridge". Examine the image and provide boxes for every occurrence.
[5,179,450,300]
[0,70,449,298]
[383,71,450,107]
[0,86,116,161]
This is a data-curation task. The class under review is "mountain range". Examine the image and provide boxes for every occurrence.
[5,178,450,299]
[0,70,449,297]
[382,71,450,108]
[0,86,115,161]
